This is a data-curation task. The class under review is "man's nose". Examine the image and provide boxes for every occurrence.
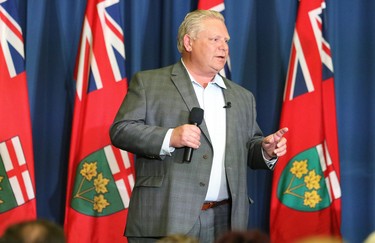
[219,41,228,51]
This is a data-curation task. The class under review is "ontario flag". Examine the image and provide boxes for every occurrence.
[270,0,341,242]
[64,0,135,242]
[197,0,231,79]
[0,0,37,233]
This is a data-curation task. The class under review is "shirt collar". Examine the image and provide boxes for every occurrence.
[181,58,227,89]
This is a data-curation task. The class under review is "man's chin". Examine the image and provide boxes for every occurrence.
[214,65,226,72]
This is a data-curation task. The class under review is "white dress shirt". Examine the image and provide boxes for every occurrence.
[191,74,229,201]
[160,61,277,202]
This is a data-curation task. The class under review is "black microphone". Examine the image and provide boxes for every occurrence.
[183,107,204,162]
[223,102,231,108]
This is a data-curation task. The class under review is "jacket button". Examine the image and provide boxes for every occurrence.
[199,182,205,187]
[203,154,208,159]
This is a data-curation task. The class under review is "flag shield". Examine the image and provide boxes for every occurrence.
[71,147,124,216]
[277,145,331,212]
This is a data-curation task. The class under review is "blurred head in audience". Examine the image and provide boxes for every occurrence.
[157,234,199,243]
[0,219,66,243]
[215,229,270,243]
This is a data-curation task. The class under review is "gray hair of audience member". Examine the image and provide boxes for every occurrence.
[177,9,225,54]
[0,219,66,243]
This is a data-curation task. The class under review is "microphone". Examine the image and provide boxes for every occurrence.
[223,102,231,108]
[183,107,204,163]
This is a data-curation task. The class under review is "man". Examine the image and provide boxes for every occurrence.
[110,10,288,243]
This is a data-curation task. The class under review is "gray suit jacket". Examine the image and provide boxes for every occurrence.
[110,61,270,238]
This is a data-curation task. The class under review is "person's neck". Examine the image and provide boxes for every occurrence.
[182,59,216,88]
[190,71,214,88]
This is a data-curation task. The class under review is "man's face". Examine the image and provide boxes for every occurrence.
[188,18,230,76]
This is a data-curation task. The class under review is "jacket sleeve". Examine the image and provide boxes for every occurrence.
[246,92,271,170]
[109,72,168,159]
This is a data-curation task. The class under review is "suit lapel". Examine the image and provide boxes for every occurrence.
[170,61,211,144]
[222,79,237,160]
[170,62,199,111]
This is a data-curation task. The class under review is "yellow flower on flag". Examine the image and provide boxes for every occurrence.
[304,170,321,190]
[304,190,322,208]
[80,162,98,181]
[0,176,3,204]
[94,173,109,193]
[93,194,110,213]
[290,160,308,178]
[0,176,3,190]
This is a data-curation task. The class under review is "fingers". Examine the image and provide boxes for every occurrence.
[276,136,287,147]
[274,127,289,140]
[184,128,201,148]
[262,128,288,157]
[171,124,201,148]
[274,137,287,156]
[272,127,288,153]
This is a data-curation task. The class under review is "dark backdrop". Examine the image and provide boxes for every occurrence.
[16,0,375,242]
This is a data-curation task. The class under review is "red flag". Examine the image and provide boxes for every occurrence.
[270,1,341,242]
[0,0,37,233]
[197,0,231,79]
[198,0,225,11]
[64,0,134,242]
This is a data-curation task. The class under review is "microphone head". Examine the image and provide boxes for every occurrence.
[189,107,204,125]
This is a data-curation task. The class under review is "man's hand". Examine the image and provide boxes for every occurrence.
[262,127,288,159]
[170,124,201,148]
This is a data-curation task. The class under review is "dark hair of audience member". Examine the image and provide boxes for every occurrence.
[215,229,270,243]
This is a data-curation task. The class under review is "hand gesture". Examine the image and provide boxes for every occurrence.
[262,127,288,159]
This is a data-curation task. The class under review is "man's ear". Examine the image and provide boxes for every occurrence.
[183,34,193,52]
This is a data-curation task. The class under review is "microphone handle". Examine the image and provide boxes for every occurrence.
[183,147,193,162]
[183,122,198,162]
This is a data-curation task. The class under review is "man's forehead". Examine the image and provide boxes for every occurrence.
[198,28,230,39]
[198,20,229,34]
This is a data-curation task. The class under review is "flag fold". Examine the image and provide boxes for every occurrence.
[64,0,134,242]
[0,0,37,233]
[270,1,341,242]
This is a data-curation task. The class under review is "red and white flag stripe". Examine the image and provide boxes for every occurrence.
[0,136,35,205]
[104,145,134,208]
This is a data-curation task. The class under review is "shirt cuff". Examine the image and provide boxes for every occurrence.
[261,149,278,170]
[160,129,175,156]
